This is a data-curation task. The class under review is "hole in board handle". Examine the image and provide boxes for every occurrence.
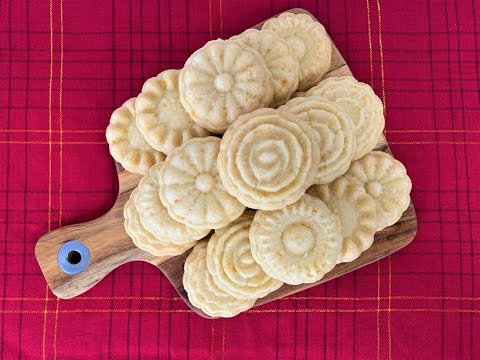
[67,250,82,265]
[57,240,90,275]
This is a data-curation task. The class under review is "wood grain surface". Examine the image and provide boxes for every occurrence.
[35,8,417,318]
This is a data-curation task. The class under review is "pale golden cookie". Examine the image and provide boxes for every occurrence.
[345,151,412,231]
[306,76,385,160]
[179,39,274,133]
[218,108,320,210]
[135,163,210,245]
[183,241,256,318]
[207,211,283,299]
[136,70,211,154]
[279,97,356,184]
[249,194,342,285]
[308,176,377,263]
[106,98,165,175]
[262,13,332,91]
[230,29,299,107]
[124,190,196,257]
[159,136,245,229]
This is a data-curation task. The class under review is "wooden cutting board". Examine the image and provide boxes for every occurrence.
[35,8,417,318]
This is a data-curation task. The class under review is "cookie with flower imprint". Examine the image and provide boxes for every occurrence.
[159,136,246,230]
[106,98,165,175]
[136,69,211,155]
[179,39,274,133]
[262,12,332,91]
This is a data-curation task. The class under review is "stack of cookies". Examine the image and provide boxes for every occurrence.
[105,12,412,317]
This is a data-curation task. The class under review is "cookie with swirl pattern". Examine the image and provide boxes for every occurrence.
[218,108,320,210]
[183,241,256,318]
[207,211,283,299]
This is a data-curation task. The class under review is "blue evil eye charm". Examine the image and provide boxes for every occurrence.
[57,240,90,275]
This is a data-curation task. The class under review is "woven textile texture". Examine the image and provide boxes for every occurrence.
[1,0,479,359]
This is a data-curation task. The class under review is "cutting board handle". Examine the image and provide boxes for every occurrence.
[34,170,155,299]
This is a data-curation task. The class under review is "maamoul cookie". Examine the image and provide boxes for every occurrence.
[345,151,412,231]
[218,108,320,210]
[183,241,256,318]
[207,211,283,299]
[136,70,211,154]
[249,194,342,285]
[179,39,274,133]
[279,97,355,184]
[124,190,196,256]
[106,98,165,175]
[230,29,299,107]
[159,136,245,229]
[306,76,385,160]
[262,13,332,91]
[135,163,210,245]
[308,176,377,263]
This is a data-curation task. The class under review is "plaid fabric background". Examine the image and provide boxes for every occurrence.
[1,0,479,358]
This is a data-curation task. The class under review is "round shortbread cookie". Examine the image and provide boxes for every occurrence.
[183,241,256,318]
[218,108,320,210]
[345,151,412,231]
[279,97,356,184]
[308,176,377,263]
[136,70,211,155]
[249,194,342,285]
[306,76,385,160]
[230,29,299,107]
[159,136,245,230]
[262,13,332,91]
[206,211,283,299]
[135,163,210,245]
[124,190,196,256]
[106,98,165,175]
[179,39,274,133]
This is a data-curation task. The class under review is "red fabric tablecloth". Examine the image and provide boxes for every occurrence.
[1,0,479,358]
